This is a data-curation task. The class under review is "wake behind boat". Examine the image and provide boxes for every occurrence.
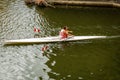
[4,36,107,45]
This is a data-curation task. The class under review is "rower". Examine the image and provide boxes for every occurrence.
[59,26,73,39]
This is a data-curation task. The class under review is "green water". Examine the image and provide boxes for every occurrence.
[0,0,120,80]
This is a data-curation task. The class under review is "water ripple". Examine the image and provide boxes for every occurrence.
[0,0,52,80]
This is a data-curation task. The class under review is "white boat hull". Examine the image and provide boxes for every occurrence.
[4,36,107,45]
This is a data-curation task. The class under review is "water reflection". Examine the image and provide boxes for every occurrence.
[0,0,53,80]
[0,45,53,80]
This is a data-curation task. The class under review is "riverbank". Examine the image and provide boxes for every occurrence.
[50,0,120,8]
[25,0,120,8]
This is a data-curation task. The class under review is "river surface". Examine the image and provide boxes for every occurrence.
[0,0,120,80]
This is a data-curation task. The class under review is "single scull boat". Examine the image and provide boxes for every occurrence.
[4,36,107,45]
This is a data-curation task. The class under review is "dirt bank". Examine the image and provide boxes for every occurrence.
[25,0,120,8]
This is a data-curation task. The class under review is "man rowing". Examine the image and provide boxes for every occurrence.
[59,26,73,39]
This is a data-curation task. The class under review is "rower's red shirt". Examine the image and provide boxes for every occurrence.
[59,29,68,39]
